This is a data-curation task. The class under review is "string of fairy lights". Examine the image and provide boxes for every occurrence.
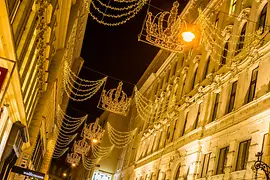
[53,0,270,173]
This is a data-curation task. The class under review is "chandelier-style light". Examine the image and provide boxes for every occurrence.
[73,139,90,155]
[139,1,193,52]
[66,152,81,165]
[98,81,131,116]
[82,118,105,143]
[85,0,147,26]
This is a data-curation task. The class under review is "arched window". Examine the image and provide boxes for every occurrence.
[191,67,198,90]
[174,164,181,180]
[235,23,247,55]
[203,57,210,79]
[221,41,229,66]
[257,3,268,33]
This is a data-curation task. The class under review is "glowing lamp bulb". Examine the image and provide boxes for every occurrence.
[63,173,67,177]
[92,138,98,143]
[182,31,195,42]
[72,163,76,167]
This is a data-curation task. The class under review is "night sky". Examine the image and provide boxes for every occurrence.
[53,0,188,171]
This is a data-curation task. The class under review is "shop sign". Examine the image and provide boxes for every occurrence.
[11,166,45,179]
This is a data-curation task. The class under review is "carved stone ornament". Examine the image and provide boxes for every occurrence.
[198,86,204,93]
[181,67,189,75]
[237,8,251,21]
[221,25,234,40]
[167,85,173,91]
[154,123,161,129]
[193,55,201,64]
[214,74,223,84]
[174,77,180,84]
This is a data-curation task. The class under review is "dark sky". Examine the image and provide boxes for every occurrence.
[53,0,188,172]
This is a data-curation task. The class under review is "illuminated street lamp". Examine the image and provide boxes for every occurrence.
[72,163,76,167]
[63,173,67,177]
[182,31,195,42]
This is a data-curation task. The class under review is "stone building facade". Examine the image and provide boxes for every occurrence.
[113,0,270,179]
[0,0,88,179]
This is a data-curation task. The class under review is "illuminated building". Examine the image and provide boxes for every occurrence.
[109,0,270,180]
[0,0,88,179]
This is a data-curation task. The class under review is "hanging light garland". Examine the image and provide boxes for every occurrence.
[73,138,90,155]
[66,152,81,166]
[85,0,147,26]
[107,122,136,148]
[63,61,107,101]
[91,144,114,159]
[134,87,172,122]
[98,81,131,116]
[82,155,99,170]
[197,9,260,66]
[56,105,88,133]
[55,133,78,148]
[53,147,69,158]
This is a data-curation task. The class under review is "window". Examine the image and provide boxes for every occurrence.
[235,23,247,55]
[180,78,186,97]
[171,119,178,141]
[236,139,251,171]
[211,93,220,122]
[5,0,21,23]
[175,164,181,180]
[182,112,189,136]
[193,104,201,129]
[203,57,211,79]
[172,61,178,76]
[227,81,237,113]
[215,12,220,28]
[221,42,229,66]
[257,3,268,33]
[229,0,237,14]
[262,134,269,161]
[216,147,229,174]
[247,68,258,103]
[191,68,198,90]
[156,170,161,180]
[200,153,211,178]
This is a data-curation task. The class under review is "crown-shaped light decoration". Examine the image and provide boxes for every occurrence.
[66,152,81,165]
[82,118,105,142]
[73,139,90,155]
[98,82,131,116]
[139,1,189,52]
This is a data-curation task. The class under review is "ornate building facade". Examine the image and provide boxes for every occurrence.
[0,0,88,179]
[113,0,270,179]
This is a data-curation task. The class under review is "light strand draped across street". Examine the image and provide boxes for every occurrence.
[107,122,137,148]
[82,155,99,170]
[197,10,261,67]
[63,61,107,101]
[84,0,147,26]
[91,144,114,159]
